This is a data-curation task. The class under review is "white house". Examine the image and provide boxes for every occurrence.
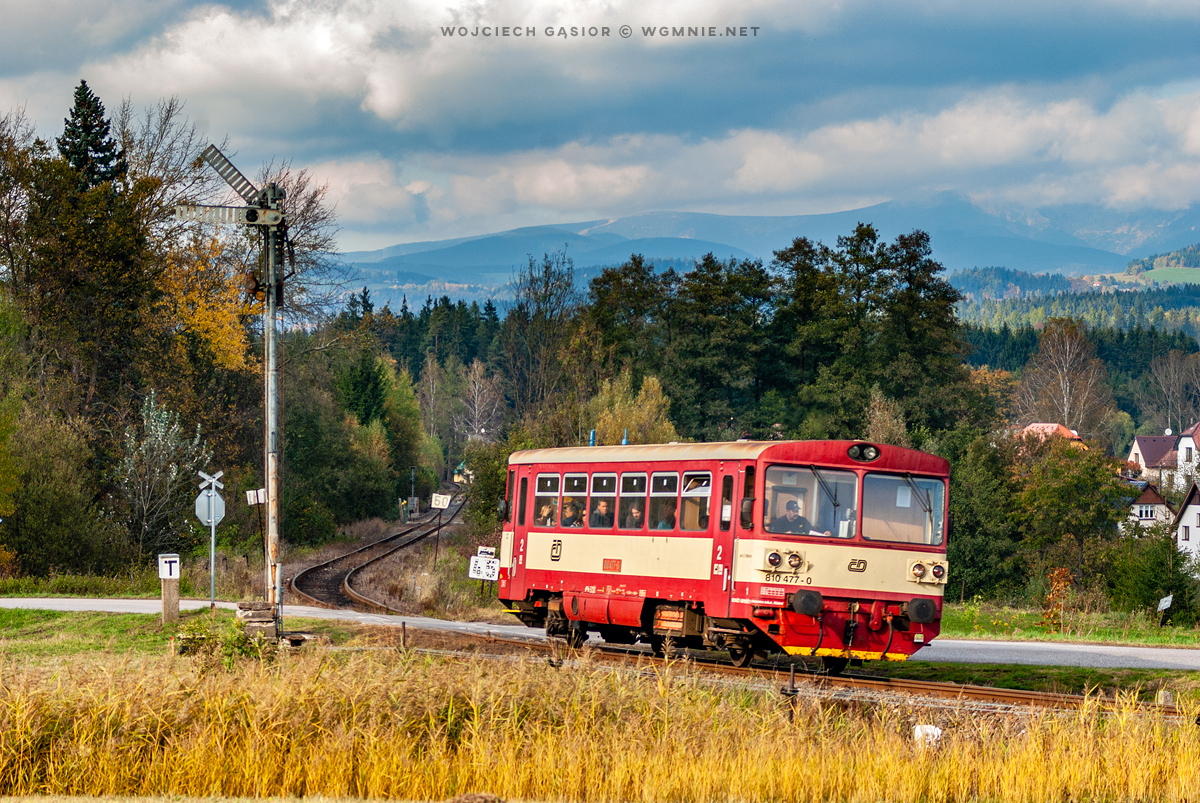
[1171,483,1200,565]
[1176,422,1200,491]
[1127,434,1177,487]
[1123,481,1175,533]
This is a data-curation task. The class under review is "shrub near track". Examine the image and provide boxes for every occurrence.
[1,648,1198,802]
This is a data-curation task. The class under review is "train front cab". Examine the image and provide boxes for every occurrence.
[734,443,950,669]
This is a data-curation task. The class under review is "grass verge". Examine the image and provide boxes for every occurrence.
[1,648,1198,802]
[940,600,1200,647]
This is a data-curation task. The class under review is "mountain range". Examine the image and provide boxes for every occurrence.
[341,193,1200,306]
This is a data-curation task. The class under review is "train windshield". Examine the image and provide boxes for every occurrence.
[861,473,945,545]
[763,465,858,538]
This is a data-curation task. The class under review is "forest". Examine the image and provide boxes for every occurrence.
[0,82,1195,622]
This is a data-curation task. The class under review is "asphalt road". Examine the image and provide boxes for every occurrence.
[3,597,1199,670]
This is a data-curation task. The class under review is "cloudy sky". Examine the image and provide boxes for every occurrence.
[4,0,1200,250]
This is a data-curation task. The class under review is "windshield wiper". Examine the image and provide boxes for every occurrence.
[809,464,841,517]
[902,473,933,514]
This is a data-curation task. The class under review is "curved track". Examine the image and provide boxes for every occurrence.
[290,491,464,611]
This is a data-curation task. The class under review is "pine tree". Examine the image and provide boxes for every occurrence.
[56,80,126,189]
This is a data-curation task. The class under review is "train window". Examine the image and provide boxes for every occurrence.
[533,474,560,528]
[649,473,679,530]
[763,465,858,538]
[720,476,734,531]
[861,474,944,545]
[680,472,711,531]
[518,477,528,526]
[619,473,647,530]
[740,466,755,530]
[561,474,588,528]
[589,474,617,529]
[505,469,515,523]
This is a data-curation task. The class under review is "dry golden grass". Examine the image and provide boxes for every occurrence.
[0,647,1196,802]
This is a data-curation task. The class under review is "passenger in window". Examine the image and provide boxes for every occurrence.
[536,504,556,527]
[655,499,677,529]
[589,500,614,528]
[771,499,819,534]
[622,503,645,529]
[561,502,584,528]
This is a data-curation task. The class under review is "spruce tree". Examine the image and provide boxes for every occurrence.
[56,79,126,189]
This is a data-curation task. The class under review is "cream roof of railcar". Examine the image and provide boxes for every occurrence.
[508,441,776,465]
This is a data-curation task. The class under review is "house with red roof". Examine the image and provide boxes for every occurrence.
[1123,481,1175,532]
[1018,423,1088,449]
[1127,434,1178,487]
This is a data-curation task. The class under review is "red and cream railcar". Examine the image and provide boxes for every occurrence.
[497,440,949,668]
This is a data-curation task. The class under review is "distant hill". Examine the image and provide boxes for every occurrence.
[1126,243,1200,275]
[949,267,1074,300]
[342,194,1200,307]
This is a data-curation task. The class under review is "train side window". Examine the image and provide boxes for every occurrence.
[518,477,528,526]
[649,473,679,530]
[505,469,515,523]
[619,473,648,530]
[680,472,712,531]
[589,474,617,529]
[719,476,734,531]
[533,474,560,527]
[740,466,756,530]
[562,474,587,527]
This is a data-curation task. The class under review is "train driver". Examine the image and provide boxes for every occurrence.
[771,499,817,534]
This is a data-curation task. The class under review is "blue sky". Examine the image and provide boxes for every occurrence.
[4,0,1200,250]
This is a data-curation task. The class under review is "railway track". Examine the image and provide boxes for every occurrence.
[289,491,464,611]
[445,628,1182,716]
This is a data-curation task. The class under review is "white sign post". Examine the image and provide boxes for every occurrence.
[471,545,499,600]
[468,556,500,581]
[430,493,451,568]
[158,553,181,624]
[1158,593,1174,626]
[196,470,225,612]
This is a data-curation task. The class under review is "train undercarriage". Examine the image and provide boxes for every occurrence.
[505,589,937,672]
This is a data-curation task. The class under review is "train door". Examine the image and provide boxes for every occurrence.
[707,463,738,618]
[726,462,756,612]
[506,469,530,595]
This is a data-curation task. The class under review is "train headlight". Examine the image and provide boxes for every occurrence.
[847,443,882,462]
[931,564,946,580]
[787,553,802,569]
[767,551,783,568]
[911,562,927,579]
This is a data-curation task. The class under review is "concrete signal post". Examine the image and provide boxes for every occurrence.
[177,145,290,632]
[158,553,181,624]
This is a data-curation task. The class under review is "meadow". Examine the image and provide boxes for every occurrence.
[1,642,1198,803]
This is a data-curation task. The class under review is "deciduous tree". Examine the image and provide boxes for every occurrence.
[1016,318,1115,440]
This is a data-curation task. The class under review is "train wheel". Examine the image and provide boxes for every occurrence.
[727,646,754,668]
[821,656,849,675]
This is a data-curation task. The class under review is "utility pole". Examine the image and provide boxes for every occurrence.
[178,145,290,633]
[262,182,284,618]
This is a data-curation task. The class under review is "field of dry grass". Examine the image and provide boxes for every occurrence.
[1,644,1198,802]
